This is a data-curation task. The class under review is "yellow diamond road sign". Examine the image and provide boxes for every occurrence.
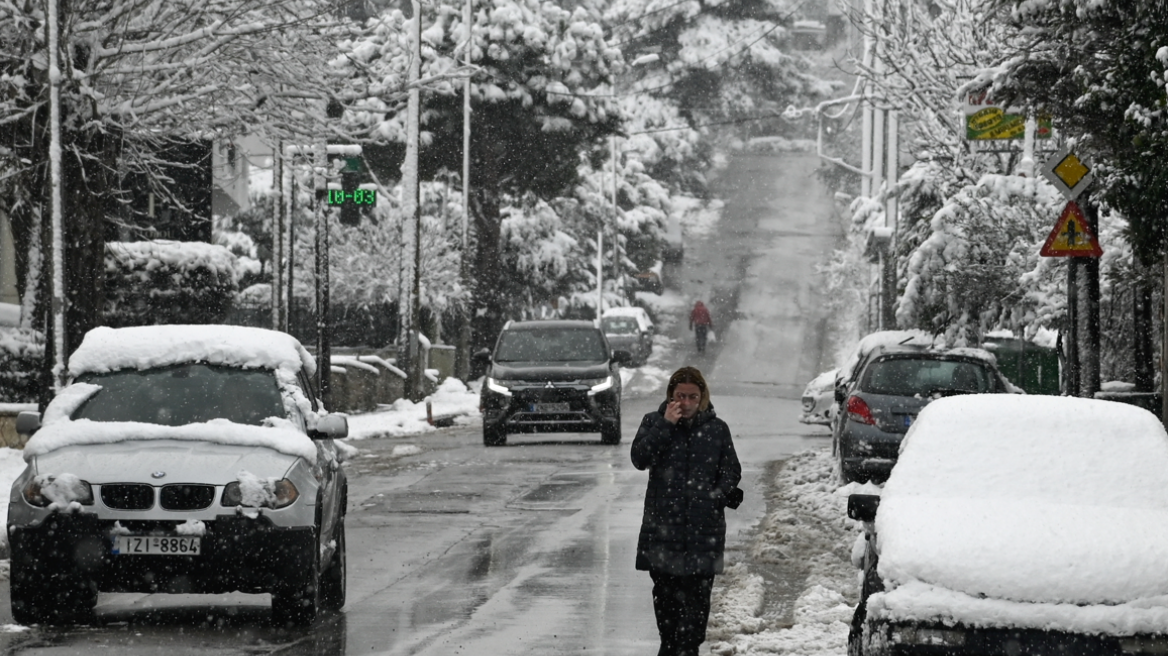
[1041,145,1094,201]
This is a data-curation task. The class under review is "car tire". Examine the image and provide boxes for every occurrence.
[320,518,346,611]
[483,424,507,446]
[601,415,622,445]
[271,538,321,626]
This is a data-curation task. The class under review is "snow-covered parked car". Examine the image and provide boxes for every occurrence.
[847,394,1168,655]
[799,368,838,426]
[8,325,348,626]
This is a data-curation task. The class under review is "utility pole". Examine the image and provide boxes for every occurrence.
[273,142,284,331]
[47,0,66,391]
[455,0,473,382]
[313,139,332,407]
[596,231,603,318]
[401,0,425,401]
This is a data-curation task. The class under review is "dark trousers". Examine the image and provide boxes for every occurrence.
[649,570,715,656]
[694,325,709,353]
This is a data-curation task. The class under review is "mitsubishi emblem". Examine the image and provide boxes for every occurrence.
[545,381,555,389]
[151,471,166,479]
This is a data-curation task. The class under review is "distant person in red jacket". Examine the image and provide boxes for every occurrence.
[690,301,713,353]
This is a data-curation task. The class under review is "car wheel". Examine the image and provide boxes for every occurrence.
[320,518,346,611]
[601,414,622,445]
[483,424,507,446]
[271,537,321,626]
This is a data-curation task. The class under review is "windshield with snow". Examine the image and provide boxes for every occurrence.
[495,328,608,362]
[72,364,285,427]
[860,358,996,396]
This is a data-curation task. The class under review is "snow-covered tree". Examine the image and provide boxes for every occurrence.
[606,0,832,136]
[333,0,623,345]
[0,0,354,357]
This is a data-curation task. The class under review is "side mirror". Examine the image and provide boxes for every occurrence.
[834,386,846,404]
[15,411,40,436]
[612,349,632,365]
[312,413,348,440]
[848,494,880,522]
[472,348,492,364]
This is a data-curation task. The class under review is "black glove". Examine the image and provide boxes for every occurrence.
[725,487,744,509]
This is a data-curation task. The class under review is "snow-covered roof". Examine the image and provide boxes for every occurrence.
[875,395,1168,612]
[602,306,654,331]
[944,346,996,365]
[69,325,317,378]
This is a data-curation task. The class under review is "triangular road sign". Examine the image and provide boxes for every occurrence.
[1040,201,1102,257]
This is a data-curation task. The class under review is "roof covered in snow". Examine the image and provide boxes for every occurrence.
[69,325,317,377]
[875,394,1168,612]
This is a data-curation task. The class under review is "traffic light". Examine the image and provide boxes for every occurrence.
[340,167,361,226]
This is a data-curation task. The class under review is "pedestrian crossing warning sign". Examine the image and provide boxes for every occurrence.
[1040,201,1102,257]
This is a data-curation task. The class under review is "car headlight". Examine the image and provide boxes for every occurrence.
[586,375,614,395]
[890,626,965,647]
[485,377,512,397]
[23,474,94,507]
[221,478,300,509]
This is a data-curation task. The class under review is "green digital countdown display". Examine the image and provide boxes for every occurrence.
[327,188,377,205]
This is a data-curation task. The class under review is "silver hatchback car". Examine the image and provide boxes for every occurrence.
[9,325,348,626]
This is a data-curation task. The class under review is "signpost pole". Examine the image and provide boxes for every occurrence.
[1080,198,1101,398]
[1066,259,1079,396]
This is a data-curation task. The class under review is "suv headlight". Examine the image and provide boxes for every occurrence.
[221,478,299,509]
[586,375,614,395]
[23,474,94,507]
[485,377,512,397]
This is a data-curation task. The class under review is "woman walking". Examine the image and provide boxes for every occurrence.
[631,366,743,656]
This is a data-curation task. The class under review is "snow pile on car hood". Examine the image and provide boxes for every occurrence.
[875,395,1168,611]
[24,418,318,462]
[68,325,316,377]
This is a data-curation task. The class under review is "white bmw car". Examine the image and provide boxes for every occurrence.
[8,325,348,626]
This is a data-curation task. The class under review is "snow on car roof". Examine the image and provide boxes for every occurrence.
[875,394,1168,609]
[69,325,317,377]
[840,330,937,380]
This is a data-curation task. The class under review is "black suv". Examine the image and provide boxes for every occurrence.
[477,320,630,446]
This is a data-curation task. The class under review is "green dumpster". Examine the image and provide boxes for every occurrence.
[982,337,1060,395]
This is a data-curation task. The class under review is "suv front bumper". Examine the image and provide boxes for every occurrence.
[482,383,620,434]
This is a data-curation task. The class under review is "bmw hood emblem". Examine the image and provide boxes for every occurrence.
[151,471,166,479]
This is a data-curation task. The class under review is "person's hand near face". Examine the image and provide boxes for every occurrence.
[665,382,702,424]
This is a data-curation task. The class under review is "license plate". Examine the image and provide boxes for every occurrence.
[903,415,914,427]
[531,402,570,413]
[113,536,201,556]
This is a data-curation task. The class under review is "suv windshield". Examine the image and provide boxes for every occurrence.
[73,364,285,426]
[495,328,608,362]
[860,358,995,396]
[602,317,639,335]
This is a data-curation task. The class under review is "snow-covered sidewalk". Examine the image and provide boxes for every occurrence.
[342,377,482,443]
[707,448,868,656]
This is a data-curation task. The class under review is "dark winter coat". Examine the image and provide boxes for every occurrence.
[631,402,742,575]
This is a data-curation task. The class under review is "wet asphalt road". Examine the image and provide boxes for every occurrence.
[0,152,842,655]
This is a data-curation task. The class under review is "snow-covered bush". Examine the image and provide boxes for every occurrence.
[104,241,238,328]
[0,327,43,403]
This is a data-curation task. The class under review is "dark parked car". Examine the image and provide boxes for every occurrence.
[601,314,652,366]
[833,345,1014,483]
[477,320,629,446]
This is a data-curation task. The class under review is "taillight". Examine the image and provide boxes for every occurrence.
[846,396,875,425]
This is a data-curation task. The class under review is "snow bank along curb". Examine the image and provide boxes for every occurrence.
[708,449,862,656]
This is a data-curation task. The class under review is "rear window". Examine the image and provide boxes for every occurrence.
[495,328,608,362]
[860,358,996,396]
[602,317,639,335]
[73,364,285,426]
